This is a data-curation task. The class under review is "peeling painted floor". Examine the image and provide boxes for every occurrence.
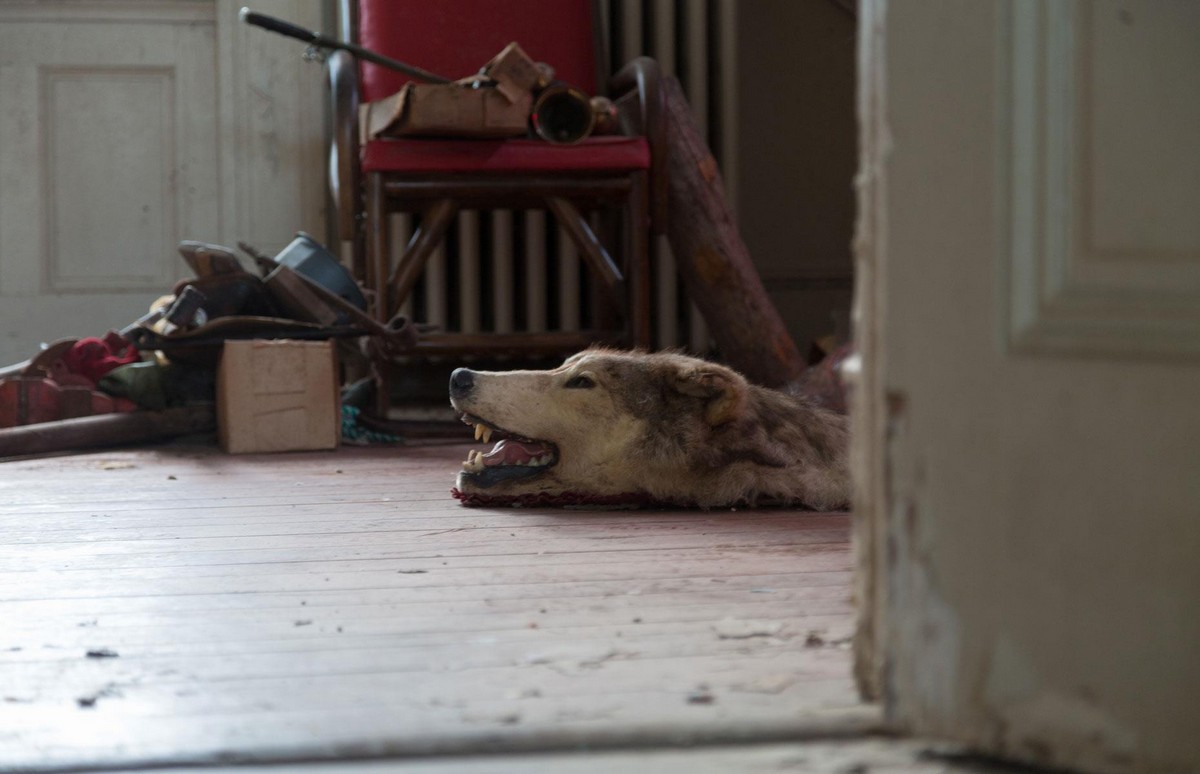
[0,442,991,772]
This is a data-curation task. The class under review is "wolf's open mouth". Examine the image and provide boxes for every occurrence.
[458,413,558,488]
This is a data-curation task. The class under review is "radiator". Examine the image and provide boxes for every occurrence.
[398,0,738,354]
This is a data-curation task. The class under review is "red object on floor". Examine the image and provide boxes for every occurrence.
[0,375,137,429]
[60,333,141,385]
[0,377,63,428]
[451,487,663,509]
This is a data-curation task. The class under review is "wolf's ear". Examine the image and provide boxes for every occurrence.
[670,364,748,426]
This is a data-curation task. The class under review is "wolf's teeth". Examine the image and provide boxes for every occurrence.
[481,426,493,443]
[536,455,551,465]
[474,424,484,441]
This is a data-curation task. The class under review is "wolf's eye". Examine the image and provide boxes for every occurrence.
[564,374,596,389]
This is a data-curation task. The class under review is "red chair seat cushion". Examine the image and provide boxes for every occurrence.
[362,136,650,175]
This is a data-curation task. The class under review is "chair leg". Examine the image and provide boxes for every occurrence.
[547,196,624,294]
[591,206,622,331]
[366,172,389,322]
[627,171,652,349]
[365,173,392,418]
[390,199,459,313]
[350,228,367,293]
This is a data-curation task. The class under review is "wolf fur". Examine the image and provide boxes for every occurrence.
[448,349,849,510]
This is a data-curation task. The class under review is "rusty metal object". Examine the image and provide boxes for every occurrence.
[661,76,806,387]
[0,406,215,459]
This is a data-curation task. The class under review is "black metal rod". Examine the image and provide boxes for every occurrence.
[239,8,452,84]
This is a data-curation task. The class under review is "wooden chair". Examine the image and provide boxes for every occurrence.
[327,0,667,410]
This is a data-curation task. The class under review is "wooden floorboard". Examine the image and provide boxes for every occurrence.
[102,739,998,773]
[0,443,873,772]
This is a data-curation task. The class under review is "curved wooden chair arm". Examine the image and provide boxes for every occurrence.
[327,50,362,248]
[609,56,668,233]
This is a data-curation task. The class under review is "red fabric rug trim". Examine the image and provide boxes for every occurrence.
[451,488,670,509]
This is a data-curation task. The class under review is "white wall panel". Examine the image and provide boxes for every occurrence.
[1006,1,1200,358]
[0,0,326,364]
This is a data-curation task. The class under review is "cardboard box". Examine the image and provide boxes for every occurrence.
[217,340,340,454]
[360,83,533,143]
[483,42,546,102]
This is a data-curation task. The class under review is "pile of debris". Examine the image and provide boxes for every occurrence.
[0,234,413,459]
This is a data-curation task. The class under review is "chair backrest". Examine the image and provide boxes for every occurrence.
[357,0,597,104]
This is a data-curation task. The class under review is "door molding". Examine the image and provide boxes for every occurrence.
[1003,1,1200,359]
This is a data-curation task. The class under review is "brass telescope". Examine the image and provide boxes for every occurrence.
[530,86,619,145]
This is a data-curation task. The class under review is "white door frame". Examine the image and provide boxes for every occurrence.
[851,2,1200,771]
[849,0,888,703]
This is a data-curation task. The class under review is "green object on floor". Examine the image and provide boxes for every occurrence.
[99,361,214,410]
[341,404,401,445]
[99,361,170,409]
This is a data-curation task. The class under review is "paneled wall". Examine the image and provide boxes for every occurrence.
[0,0,325,365]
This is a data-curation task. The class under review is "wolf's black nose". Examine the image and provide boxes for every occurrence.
[449,368,475,398]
